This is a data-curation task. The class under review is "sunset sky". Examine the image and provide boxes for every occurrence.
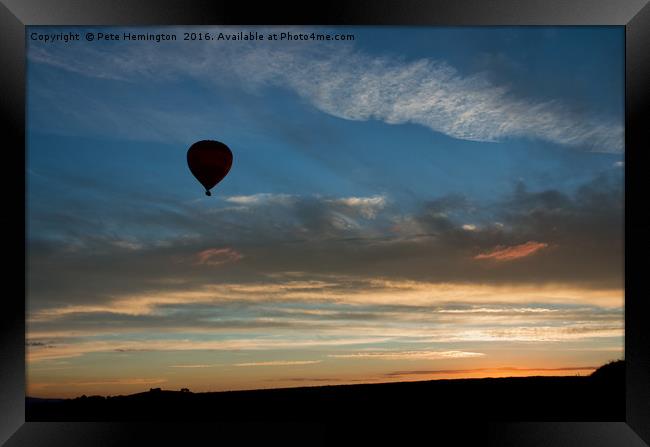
[26,26,624,398]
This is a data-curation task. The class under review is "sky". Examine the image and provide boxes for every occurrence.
[26,26,624,398]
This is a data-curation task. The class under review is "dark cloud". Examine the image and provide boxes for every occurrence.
[27,172,623,314]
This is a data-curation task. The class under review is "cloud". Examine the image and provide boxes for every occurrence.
[219,193,390,236]
[328,350,485,360]
[437,306,558,314]
[168,364,218,368]
[482,325,623,342]
[326,196,387,219]
[474,241,548,261]
[384,366,599,377]
[234,360,322,367]
[25,172,623,371]
[195,248,243,266]
[27,278,623,325]
[280,55,623,152]
[26,337,390,362]
[225,194,296,206]
[28,27,623,152]
[24,284,622,366]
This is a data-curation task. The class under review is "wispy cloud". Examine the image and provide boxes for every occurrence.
[474,241,549,261]
[328,350,485,360]
[225,193,296,206]
[234,360,322,367]
[437,307,558,314]
[274,53,623,152]
[27,280,623,324]
[27,337,391,362]
[384,365,599,377]
[326,196,387,219]
[168,364,218,368]
[28,28,623,152]
[224,194,388,222]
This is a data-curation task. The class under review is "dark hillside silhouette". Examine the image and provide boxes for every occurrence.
[26,361,624,422]
[590,359,624,381]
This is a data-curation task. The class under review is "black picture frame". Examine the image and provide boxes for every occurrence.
[1,0,648,445]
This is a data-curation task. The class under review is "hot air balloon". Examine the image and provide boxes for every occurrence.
[187,140,233,196]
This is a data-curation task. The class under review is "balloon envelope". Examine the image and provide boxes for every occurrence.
[187,140,233,196]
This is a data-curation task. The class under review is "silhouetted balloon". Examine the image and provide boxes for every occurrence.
[187,140,233,196]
